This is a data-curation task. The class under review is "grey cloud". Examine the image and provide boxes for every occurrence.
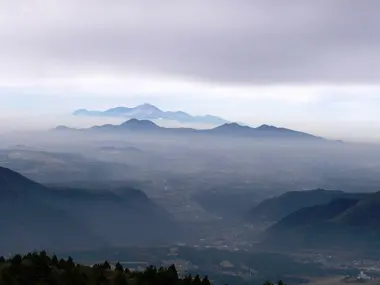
[1,0,380,84]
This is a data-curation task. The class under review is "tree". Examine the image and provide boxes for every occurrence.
[39,250,48,259]
[167,264,179,281]
[115,262,124,273]
[0,251,220,285]
[114,273,128,285]
[142,265,158,283]
[96,271,109,285]
[103,260,111,270]
[51,255,59,267]
[0,256,5,263]
[202,276,211,285]
[59,258,67,269]
[193,275,202,285]
[183,274,193,285]
[10,254,22,266]
[63,266,87,285]
[67,256,75,268]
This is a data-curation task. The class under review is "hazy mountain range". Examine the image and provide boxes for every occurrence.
[56,118,323,140]
[73,103,229,125]
[0,166,179,255]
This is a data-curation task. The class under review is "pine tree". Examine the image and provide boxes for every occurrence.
[59,258,67,269]
[103,260,111,270]
[183,274,193,285]
[10,254,22,265]
[193,274,202,285]
[67,256,75,268]
[51,255,59,267]
[168,264,179,281]
[202,276,211,285]
[115,262,124,273]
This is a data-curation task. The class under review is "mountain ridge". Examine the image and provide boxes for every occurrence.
[248,189,351,222]
[73,103,229,125]
[0,166,180,255]
[262,190,380,250]
[55,119,324,140]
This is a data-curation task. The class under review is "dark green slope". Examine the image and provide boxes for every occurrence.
[0,166,180,255]
[44,187,180,246]
[334,191,380,227]
[264,191,380,250]
[248,189,347,222]
[0,167,102,254]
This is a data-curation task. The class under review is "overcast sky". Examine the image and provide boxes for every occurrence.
[1,0,380,141]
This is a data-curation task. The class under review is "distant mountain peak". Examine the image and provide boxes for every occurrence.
[137,103,161,110]
[216,122,248,129]
[73,109,87,114]
[123,118,139,124]
[54,125,71,131]
[224,122,241,127]
[257,124,277,130]
[120,118,160,129]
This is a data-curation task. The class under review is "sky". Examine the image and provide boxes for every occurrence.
[1,0,380,141]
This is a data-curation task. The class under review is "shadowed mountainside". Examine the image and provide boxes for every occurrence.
[248,189,356,222]
[0,166,180,255]
[262,190,380,251]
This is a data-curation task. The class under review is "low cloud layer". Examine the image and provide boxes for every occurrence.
[1,0,380,84]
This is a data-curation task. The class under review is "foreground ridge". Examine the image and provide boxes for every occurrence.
[0,251,284,285]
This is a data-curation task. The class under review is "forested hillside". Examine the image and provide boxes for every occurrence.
[0,251,283,285]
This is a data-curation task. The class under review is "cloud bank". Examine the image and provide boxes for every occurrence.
[1,0,380,84]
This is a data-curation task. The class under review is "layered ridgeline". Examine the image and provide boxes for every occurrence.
[0,148,135,184]
[255,189,380,251]
[55,119,323,141]
[0,166,180,255]
[248,189,367,222]
[73,103,229,125]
